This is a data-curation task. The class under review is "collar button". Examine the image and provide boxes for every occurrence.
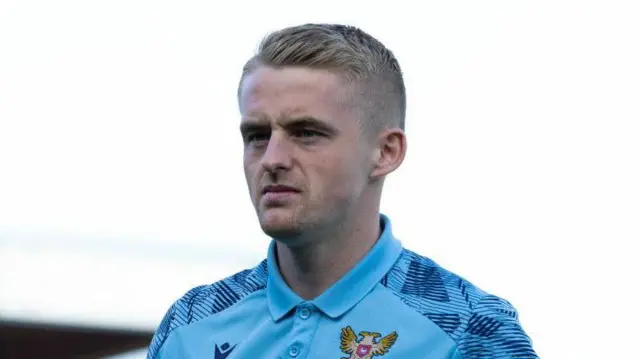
[299,307,311,320]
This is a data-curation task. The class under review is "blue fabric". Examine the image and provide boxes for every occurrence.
[148,214,538,359]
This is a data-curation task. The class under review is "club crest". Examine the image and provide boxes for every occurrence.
[340,326,398,358]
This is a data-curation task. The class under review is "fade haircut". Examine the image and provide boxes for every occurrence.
[238,23,406,134]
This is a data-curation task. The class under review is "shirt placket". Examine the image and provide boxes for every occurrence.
[282,303,320,359]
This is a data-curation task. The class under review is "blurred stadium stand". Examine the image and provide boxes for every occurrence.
[0,232,263,358]
[0,320,150,358]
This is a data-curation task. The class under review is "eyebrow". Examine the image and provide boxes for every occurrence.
[239,121,269,136]
[239,116,339,136]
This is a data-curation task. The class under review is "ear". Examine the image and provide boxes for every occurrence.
[369,128,407,180]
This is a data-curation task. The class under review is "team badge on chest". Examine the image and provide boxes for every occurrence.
[340,326,398,358]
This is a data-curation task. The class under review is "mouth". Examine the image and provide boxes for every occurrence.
[260,185,301,205]
[261,184,301,195]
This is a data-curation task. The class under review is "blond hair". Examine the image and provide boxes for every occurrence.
[238,23,406,133]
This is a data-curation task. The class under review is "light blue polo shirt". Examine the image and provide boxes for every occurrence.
[148,215,538,359]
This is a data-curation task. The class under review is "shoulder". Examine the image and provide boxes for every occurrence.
[170,259,268,322]
[381,248,487,336]
[381,249,538,358]
[147,260,268,359]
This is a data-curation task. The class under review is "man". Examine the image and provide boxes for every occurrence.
[147,23,538,359]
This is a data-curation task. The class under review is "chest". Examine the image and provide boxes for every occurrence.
[180,305,457,359]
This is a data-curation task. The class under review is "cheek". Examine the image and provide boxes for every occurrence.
[313,154,363,197]
[243,159,260,194]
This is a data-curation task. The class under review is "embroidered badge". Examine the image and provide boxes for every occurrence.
[340,326,398,358]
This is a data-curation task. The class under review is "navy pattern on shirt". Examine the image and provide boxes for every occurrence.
[147,249,537,359]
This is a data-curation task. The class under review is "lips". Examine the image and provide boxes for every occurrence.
[260,185,301,205]
[261,184,301,195]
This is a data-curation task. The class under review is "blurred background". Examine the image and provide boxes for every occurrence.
[1,1,638,358]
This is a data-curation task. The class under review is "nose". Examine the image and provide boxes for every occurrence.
[260,132,292,173]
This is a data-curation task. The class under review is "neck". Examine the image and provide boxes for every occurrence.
[275,210,381,300]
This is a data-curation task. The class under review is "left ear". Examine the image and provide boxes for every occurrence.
[369,128,407,180]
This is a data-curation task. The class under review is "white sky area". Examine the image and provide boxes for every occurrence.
[0,1,638,358]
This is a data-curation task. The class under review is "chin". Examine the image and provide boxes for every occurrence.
[257,208,302,238]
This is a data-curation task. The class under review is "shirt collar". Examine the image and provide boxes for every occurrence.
[266,214,403,321]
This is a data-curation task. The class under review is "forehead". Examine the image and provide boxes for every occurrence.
[239,66,355,124]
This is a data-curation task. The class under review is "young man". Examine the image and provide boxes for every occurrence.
[147,23,538,359]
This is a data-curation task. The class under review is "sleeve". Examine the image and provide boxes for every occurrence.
[456,294,538,359]
[146,303,177,359]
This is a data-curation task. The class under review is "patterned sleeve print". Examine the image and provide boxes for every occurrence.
[457,295,538,359]
[146,302,177,359]
[145,261,269,359]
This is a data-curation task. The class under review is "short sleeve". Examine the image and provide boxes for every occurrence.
[456,295,538,359]
[146,303,177,359]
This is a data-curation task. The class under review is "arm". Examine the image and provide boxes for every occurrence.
[456,295,538,359]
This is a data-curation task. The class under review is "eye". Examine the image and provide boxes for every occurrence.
[246,132,270,144]
[294,129,321,139]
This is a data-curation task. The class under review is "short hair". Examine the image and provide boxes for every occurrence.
[238,23,406,133]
